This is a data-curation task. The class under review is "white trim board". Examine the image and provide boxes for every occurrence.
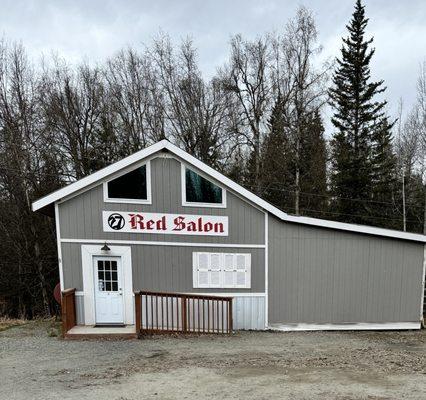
[182,292,266,297]
[264,212,269,329]
[81,245,134,325]
[61,238,266,248]
[54,204,65,291]
[268,322,421,332]
[421,244,426,324]
[33,139,426,243]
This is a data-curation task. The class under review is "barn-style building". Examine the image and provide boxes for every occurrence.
[33,140,426,337]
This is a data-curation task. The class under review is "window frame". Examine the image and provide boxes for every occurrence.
[103,160,152,205]
[181,163,227,208]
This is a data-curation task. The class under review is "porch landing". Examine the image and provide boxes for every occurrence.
[65,325,138,340]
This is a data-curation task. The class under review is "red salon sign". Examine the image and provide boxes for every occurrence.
[103,211,228,236]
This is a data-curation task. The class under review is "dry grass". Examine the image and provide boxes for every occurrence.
[0,317,27,332]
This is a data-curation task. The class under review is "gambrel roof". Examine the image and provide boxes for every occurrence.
[32,139,426,243]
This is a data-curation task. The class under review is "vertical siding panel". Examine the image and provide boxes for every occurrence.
[268,216,423,325]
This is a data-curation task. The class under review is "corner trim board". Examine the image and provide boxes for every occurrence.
[264,212,269,329]
[55,204,64,291]
[421,244,426,322]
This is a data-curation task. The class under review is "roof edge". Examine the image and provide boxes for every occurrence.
[32,139,426,243]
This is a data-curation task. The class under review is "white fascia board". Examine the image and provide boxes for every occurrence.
[31,140,168,211]
[163,142,426,243]
[32,139,426,243]
[283,214,426,243]
[162,141,289,219]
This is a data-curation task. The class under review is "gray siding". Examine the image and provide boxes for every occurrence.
[58,156,265,244]
[268,216,424,324]
[62,242,265,293]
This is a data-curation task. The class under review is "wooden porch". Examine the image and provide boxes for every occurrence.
[61,288,233,339]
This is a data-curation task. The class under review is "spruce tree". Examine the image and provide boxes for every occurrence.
[370,118,399,228]
[260,95,294,211]
[260,97,328,217]
[299,111,328,217]
[329,0,392,225]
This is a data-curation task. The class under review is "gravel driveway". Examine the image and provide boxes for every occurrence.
[1,321,425,400]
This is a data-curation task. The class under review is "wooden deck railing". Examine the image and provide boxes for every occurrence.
[61,288,76,336]
[135,291,233,335]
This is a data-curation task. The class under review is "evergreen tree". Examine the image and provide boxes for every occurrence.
[299,111,328,217]
[329,0,393,225]
[370,118,399,228]
[260,97,328,216]
[260,95,294,211]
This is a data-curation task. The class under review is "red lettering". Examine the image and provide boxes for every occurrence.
[187,221,196,231]
[129,214,144,229]
[156,216,166,230]
[204,222,213,232]
[146,219,155,230]
[173,216,186,231]
[214,222,224,233]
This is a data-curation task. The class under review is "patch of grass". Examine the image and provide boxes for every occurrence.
[0,317,27,332]
[45,317,61,337]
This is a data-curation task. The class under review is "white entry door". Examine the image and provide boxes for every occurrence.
[93,256,124,324]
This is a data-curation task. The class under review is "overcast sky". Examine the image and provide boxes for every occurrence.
[1,0,425,128]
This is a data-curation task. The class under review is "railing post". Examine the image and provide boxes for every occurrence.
[182,295,187,332]
[228,298,233,333]
[61,292,67,338]
[134,291,141,337]
[61,288,76,337]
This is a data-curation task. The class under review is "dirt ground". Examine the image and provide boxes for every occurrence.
[0,321,425,400]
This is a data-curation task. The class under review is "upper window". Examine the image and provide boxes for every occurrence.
[104,162,151,204]
[183,166,226,207]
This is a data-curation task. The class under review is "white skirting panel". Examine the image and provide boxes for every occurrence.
[233,295,266,330]
[268,322,421,332]
[75,292,85,325]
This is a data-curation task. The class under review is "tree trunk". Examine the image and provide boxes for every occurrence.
[402,170,406,232]
[294,127,301,215]
[423,186,426,235]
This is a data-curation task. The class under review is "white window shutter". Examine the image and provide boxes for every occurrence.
[209,253,222,287]
[245,254,251,288]
[235,254,251,288]
[193,252,210,288]
[223,253,235,287]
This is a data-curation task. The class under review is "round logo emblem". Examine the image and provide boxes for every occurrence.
[108,213,125,230]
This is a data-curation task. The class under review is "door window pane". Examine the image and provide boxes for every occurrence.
[97,259,119,292]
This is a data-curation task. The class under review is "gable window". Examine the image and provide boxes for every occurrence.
[193,252,251,289]
[104,162,151,204]
[182,165,226,207]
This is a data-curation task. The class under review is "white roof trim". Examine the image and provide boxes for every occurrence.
[32,139,426,243]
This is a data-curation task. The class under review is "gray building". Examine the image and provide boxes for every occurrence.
[33,140,426,331]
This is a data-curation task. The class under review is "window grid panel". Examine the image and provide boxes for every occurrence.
[97,259,119,292]
[193,252,251,289]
